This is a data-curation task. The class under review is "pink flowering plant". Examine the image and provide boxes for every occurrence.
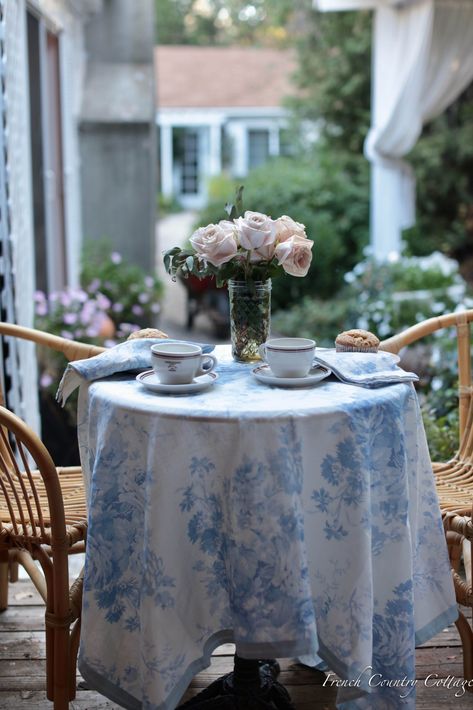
[164,187,314,286]
[81,243,163,328]
[35,247,163,399]
[35,288,112,344]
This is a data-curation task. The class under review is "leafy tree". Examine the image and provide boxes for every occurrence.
[155,0,296,47]
[404,85,473,274]
[291,6,473,278]
[290,7,372,154]
[155,0,193,44]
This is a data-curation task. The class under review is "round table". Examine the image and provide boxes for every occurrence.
[77,345,457,710]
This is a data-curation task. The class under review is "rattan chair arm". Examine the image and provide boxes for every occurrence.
[0,322,105,361]
[444,513,473,540]
[379,309,473,354]
[453,570,473,607]
[66,523,87,547]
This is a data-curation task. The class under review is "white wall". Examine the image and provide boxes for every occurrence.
[39,0,87,287]
[157,107,289,208]
[2,0,88,433]
[4,0,39,432]
[226,114,286,176]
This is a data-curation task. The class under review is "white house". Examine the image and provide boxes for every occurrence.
[155,46,296,209]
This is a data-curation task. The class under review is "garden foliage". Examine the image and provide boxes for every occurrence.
[35,243,163,401]
[272,252,472,460]
[290,8,473,270]
[272,252,469,343]
[197,152,369,309]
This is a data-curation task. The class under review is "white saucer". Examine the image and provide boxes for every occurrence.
[136,370,218,394]
[252,364,331,388]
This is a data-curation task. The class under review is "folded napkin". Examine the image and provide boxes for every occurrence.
[56,338,215,405]
[313,349,419,388]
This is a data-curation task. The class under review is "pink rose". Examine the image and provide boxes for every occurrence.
[275,235,314,277]
[235,211,275,250]
[249,242,277,263]
[190,222,238,267]
[273,215,307,243]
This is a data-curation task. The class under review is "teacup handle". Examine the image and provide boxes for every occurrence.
[198,354,217,376]
[258,344,267,360]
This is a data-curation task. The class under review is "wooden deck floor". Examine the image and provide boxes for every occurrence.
[0,579,471,709]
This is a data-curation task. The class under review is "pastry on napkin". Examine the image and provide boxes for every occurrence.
[127,327,168,340]
[335,329,380,353]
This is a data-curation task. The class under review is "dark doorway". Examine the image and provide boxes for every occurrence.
[27,11,67,293]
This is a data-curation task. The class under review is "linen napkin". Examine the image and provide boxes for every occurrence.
[313,349,419,388]
[56,338,215,405]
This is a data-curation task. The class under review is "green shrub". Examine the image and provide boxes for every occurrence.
[205,173,235,203]
[273,251,471,461]
[403,84,473,260]
[196,150,369,308]
[273,251,471,343]
[272,296,350,345]
[157,192,182,216]
[421,406,459,462]
[341,252,469,338]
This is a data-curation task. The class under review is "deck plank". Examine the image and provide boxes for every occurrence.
[0,579,469,708]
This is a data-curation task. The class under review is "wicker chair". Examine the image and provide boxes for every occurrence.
[0,322,168,706]
[0,404,88,708]
[0,323,104,708]
[380,309,473,686]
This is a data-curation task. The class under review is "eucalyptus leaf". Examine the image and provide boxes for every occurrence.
[165,246,182,256]
[224,201,236,220]
[224,186,245,221]
[235,185,244,218]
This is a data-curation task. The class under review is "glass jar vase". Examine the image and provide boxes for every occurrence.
[228,279,271,362]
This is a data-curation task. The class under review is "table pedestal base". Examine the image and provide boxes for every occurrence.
[178,656,296,709]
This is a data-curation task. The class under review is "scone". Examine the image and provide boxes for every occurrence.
[127,327,168,340]
[335,329,379,353]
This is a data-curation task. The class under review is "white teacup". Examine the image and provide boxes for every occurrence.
[151,343,217,384]
[258,338,316,378]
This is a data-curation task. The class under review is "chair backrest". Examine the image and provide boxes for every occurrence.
[0,322,105,362]
[0,405,66,545]
[380,309,473,449]
[0,321,106,409]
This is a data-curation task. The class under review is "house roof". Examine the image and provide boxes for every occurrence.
[155,46,296,109]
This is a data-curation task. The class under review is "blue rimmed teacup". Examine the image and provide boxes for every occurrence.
[258,337,316,378]
[151,343,217,384]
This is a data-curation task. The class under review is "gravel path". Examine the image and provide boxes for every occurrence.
[155,211,195,330]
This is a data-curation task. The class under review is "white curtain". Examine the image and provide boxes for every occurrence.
[364,0,473,259]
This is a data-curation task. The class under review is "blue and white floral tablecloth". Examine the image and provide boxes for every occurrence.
[77,344,457,710]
